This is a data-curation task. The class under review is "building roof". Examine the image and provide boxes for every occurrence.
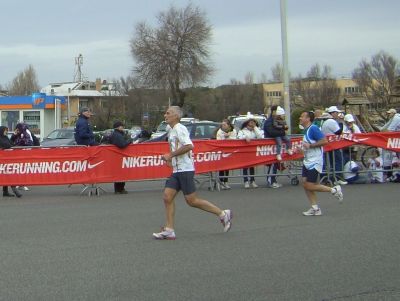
[342,97,370,105]
[0,93,66,109]
[41,81,103,97]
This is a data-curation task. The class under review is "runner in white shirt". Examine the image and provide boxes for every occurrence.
[153,106,232,240]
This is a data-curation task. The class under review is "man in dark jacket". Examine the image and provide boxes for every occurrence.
[263,106,282,188]
[110,121,132,194]
[74,107,97,146]
[0,126,22,197]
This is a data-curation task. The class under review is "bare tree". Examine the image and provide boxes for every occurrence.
[291,64,340,108]
[130,3,213,107]
[352,51,399,107]
[244,72,255,84]
[259,73,268,83]
[271,62,283,82]
[7,65,40,95]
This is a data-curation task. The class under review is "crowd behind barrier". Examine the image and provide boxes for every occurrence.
[0,132,399,187]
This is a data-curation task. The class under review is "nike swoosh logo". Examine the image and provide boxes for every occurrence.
[221,150,239,158]
[87,161,104,169]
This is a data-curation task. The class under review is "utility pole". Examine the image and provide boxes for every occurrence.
[280,0,291,133]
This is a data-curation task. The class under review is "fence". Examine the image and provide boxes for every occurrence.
[0,132,399,193]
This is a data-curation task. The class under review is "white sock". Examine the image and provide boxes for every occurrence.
[312,205,319,210]
[219,211,226,218]
[331,187,336,193]
[165,227,174,232]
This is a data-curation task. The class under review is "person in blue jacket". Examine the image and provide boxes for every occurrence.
[74,107,97,146]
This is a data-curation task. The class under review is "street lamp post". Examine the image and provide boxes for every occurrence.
[280,0,291,133]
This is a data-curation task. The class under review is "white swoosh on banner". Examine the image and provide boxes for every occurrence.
[221,150,239,158]
[88,161,104,169]
[355,138,369,142]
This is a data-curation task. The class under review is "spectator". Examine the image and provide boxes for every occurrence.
[343,151,368,184]
[367,148,384,183]
[110,121,133,194]
[321,106,347,185]
[342,114,361,162]
[10,123,32,192]
[381,108,400,132]
[10,123,33,147]
[74,107,98,146]
[237,118,263,188]
[380,108,400,177]
[271,106,293,161]
[263,105,282,188]
[312,109,324,128]
[216,119,237,190]
[0,126,22,198]
[387,154,400,183]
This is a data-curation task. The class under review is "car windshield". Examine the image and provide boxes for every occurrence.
[156,122,168,132]
[46,130,74,139]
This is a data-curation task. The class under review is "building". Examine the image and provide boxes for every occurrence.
[41,78,125,127]
[0,93,66,138]
[262,78,361,108]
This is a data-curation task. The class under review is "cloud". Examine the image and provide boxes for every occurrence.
[0,39,132,85]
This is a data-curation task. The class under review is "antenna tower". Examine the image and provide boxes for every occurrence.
[74,54,84,82]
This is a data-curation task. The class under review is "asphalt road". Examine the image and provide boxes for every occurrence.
[0,178,399,301]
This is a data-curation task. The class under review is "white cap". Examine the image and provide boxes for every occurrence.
[326,106,342,113]
[276,106,285,116]
[387,108,397,114]
[344,114,355,123]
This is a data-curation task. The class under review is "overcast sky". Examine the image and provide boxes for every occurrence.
[1,0,399,88]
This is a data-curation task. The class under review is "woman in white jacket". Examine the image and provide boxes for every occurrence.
[216,119,237,189]
[237,118,263,188]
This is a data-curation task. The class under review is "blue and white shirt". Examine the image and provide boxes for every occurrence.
[303,124,325,173]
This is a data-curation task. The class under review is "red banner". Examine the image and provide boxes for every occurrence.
[0,132,399,186]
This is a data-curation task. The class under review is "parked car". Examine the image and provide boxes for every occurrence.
[98,127,152,144]
[41,127,76,147]
[150,118,198,140]
[147,121,221,142]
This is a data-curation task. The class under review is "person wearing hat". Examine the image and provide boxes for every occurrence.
[271,106,293,161]
[238,117,263,188]
[74,107,97,146]
[110,121,133,194]
[381,108,400,132]
[321,106,347,185]
[343,114,361,134]
[342,113,362,163]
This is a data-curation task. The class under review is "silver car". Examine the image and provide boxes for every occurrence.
[41,128,76,147]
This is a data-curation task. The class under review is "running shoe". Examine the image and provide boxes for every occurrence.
[276,154,282,161]
[224,183,231,190]
[268,182,282,188]
[302,207,322,216]
[332,185,343,203]
[250,181,258,188]
[152,227,176,240]
[220,209,233,232]
[244,181,250,189]
[334,179,348,185]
